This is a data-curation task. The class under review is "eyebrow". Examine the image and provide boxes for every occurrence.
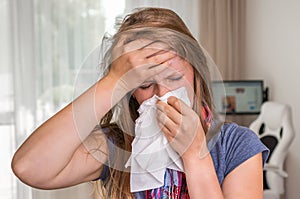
[142,79,156,84]
[142,69,185,84]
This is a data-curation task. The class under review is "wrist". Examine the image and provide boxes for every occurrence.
[94,75,127,111]
[182,144,210,166]
[103,73,133,94]
[101,74,128,95]
[182,150,212,174]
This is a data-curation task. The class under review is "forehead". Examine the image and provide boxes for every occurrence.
[168,56,193,73]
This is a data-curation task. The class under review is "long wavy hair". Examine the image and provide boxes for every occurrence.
[93,7,215,199]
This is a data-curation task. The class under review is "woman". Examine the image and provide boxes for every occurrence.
[12,7,268,199]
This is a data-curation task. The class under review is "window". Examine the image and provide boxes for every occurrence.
[2,1,199,198]
[0,1,16,198]
[1,0,125,198]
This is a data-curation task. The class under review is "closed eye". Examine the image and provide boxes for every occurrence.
[168,75,183,81]
[139,83,154,90]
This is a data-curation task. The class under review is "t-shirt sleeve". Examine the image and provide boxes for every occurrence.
[98,137,116,181]
[94,126,117,182]
[222,123,269,176]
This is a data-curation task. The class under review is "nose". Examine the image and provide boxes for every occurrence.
[155,84,171,97]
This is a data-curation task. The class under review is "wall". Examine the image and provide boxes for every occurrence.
[244,1,300,198]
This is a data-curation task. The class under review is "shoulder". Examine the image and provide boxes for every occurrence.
[209,122,269,182]
[219,123,268,156]
[209,122,264,153]
[219,122,262,148]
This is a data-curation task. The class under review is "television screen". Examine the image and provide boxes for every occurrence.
[211,80,264,114]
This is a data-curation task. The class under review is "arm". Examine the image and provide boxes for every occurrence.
[184,152,263,199]
[157,97,224,198]
[183,153,224,198]
[11,76,118,189]
[221,153,263,199]
[156,97,264,198]
[11,43,175,189]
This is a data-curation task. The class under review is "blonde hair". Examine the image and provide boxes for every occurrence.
[94,7,214,199]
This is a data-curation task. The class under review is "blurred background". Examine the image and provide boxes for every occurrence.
[0,0,299,199]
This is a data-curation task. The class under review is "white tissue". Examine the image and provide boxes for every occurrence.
[125,87,191,192]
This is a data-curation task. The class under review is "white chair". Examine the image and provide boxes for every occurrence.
[249,101,295,199]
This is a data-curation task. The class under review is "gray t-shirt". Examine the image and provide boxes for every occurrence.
[100,122,269,197]
[209,122,269,185]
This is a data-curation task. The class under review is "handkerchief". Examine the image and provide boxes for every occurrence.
[125,87,191,192]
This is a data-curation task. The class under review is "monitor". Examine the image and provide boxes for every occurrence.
[211,80,264,115]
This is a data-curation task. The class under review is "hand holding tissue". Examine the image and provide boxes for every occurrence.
[125,87,192,192]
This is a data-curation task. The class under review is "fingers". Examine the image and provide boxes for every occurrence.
[156,97,198,138]
[110,39,177,92]
[166,96,191,116]
[123,39,170,55]
[157,118,174,142]
[122,39,166,53]
[156,100,182,125]
[156,96,209,159]
[116,38,176,67]
[156,100,184,142]
[156,100,195,156]
[131,47,176,69]
[156,105,178,134]
[146,50,176,68]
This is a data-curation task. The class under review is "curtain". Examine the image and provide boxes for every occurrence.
[31,4,106,198]
[199,0,246,80]
[0,1,17,198]
[1,0,125,199]
[7,0,36,198]
[2,1,200,198]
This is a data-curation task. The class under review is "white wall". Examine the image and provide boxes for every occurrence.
[244,1,300,198]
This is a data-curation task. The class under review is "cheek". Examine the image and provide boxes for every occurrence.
[133,89,154,104]
[185,80,194,107]
[184,74,194,88]
[184,69,195,106]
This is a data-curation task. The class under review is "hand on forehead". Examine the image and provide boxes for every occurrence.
[111,37,173,61]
